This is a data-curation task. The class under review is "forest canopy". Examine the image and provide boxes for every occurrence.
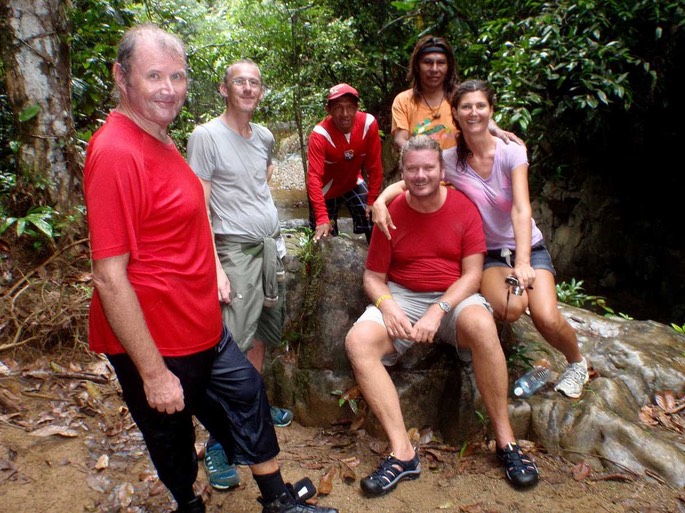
[0,1,684,327]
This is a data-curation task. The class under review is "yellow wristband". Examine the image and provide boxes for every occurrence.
[374,294,393,308]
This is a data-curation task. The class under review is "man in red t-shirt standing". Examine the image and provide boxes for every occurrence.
[345,136,539,498]
[83,24,338,513]
[306,83,383,243]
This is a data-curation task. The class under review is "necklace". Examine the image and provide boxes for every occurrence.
[420,92,444,120]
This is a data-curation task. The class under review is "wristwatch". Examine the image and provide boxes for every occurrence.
[436,300,451,313]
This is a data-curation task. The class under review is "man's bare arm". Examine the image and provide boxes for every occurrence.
[92,255,185,413]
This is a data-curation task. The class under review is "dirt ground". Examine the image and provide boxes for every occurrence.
[1,354,684,513]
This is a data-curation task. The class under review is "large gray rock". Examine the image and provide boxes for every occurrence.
[265,233,685,488]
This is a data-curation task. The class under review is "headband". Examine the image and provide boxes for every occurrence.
[418,46,448,56]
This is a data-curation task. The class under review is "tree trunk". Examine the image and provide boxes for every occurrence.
[0,0,80,212]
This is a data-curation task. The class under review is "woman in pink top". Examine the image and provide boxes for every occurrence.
[373,80,589,399]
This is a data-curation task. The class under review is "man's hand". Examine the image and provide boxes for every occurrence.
[371,200,396,240]
[313,222,332,242]
[410,306,443,343]
[217,267,231,304]
[379,300,414,340]
[143,367,185,414]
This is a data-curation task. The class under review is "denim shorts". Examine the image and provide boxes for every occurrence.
[484,242,556,275]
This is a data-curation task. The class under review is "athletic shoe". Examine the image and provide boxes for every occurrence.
[174,496,205,513]
[271,406,294,427]
[554,357,589,399]
[497,442,539,488]
[360,452,421,496]
[204,440,240,490]
[259,478,338,513]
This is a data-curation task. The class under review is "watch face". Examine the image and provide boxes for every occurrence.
[439,301,451,312]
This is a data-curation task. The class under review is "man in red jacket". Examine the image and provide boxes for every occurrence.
[306,83,383,243]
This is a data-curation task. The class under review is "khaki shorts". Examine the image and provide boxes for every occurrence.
[216,237,285,353]
[355,281,492,365]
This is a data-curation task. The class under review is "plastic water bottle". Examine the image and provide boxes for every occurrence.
[513,366,552,398]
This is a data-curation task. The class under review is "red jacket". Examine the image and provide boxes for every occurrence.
[307,111,383,226]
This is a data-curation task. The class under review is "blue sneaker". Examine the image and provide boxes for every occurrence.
[204,440,240,490]
[270,406,294,427]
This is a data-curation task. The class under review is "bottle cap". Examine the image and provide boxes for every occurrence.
[513,386,524,397]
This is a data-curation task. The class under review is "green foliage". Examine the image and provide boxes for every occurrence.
[474,409,489,427]
[18,104,41,122]
[458,1,642,177]
[556,278,597,307]
[331,389,360,414]
[506,343,535,371]
[556,278,632,319]
[283,226,317,265]
[69,0,135,135]
[1,205,56,242]
[383,0,684,183]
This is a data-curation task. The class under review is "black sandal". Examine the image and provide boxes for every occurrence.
[360,452,421,496]
[497,442,539,488]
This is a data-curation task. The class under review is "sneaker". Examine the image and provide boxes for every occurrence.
[271,405,294,427]
[259,478,339,513]
[204,440,240,490]
[174,496,205,513]
[360,451,421,496]
[554,357,589,399]
[496,442,539,489]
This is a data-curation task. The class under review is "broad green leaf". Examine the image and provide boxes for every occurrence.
[18,103,41,122]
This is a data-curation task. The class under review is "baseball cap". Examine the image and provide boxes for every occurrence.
[327,83,359,102]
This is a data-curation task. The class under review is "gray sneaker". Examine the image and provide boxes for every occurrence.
[554,357,589,399]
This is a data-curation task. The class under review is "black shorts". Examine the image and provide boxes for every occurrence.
[109,326,279,471]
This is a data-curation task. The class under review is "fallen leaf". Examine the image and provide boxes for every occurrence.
[150,478,168,496]
[655,390,677,412]
[0,361,12,376]
[341,385,362,402]
[85,381,102,401]
[573,461,592,481]
[317,465,336,495]
[350,409,366,431]
[114,482,135,508]
[339,460,356,483]
[340,456,360,467]
[639,407,658,426]
[367,438,387,455]
[95,454,109,470]
[86,472,111,493]
[50,361,66,373]
[29,425,79,438]
[424,448,447,463]
[418,426,434,446]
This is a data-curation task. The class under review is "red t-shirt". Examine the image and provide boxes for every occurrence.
[84,112,222,356]
[366,188,486,291]
[307,111,383,226]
